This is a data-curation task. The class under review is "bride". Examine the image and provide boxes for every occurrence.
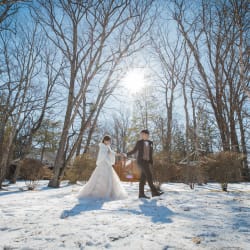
[77,135,127,200]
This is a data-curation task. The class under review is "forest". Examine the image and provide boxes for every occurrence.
[0,0,249,191]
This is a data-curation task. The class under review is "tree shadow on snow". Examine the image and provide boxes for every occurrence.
[0,190,21,197]
[60,199,106,218]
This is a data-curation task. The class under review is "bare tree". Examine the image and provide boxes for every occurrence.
[0,0,18,32]
[32,0,155,187]
[130,84,160,135]
[0,21,57,188]
[111,109,131,153]
[170,0,249,159]
[16,46,64,159]
[231,0,250,172]
[150,26,184,162]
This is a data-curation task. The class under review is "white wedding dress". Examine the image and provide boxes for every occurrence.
[77,143,127,200]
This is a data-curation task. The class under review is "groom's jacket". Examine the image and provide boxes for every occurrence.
[127,139,153,164]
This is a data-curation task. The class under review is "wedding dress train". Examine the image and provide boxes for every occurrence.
[77,143,127,200]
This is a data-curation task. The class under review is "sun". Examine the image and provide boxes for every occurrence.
[122,69,147,93]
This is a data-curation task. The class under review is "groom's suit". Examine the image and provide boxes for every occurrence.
[127,139,158,196]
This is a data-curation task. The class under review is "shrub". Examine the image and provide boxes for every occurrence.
[64,153,96,184]
[19,158,45,190]
[153,152,181,183]
[204,151,243,191]
[154,150,209,188]
[179,162,208,189]
[42,166,54,180]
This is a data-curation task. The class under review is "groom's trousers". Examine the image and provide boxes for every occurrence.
[138,160,157,195]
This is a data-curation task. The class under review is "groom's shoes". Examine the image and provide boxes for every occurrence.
[139,194,150,199]
[152,191,164,197]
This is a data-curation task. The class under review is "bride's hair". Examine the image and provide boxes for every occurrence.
[102,135,111,143]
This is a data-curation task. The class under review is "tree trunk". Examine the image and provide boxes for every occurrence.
[165,89,173,163]
[48,98,73,187]
[0,130,14,188]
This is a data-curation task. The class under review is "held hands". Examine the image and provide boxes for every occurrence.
[115,152,127,158]
[120,153,127,158]
[106,146,126,158]
[107,146,126,158]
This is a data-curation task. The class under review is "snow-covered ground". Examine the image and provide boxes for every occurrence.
[1,181,250,250]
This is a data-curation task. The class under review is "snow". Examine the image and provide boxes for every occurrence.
[1,181,250,250]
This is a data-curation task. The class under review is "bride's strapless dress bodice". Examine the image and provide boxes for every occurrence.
[77,143,127,200]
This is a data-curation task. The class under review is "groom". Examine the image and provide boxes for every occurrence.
[125,129,163,199]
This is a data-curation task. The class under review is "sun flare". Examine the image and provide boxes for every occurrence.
[122,69,147,93]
